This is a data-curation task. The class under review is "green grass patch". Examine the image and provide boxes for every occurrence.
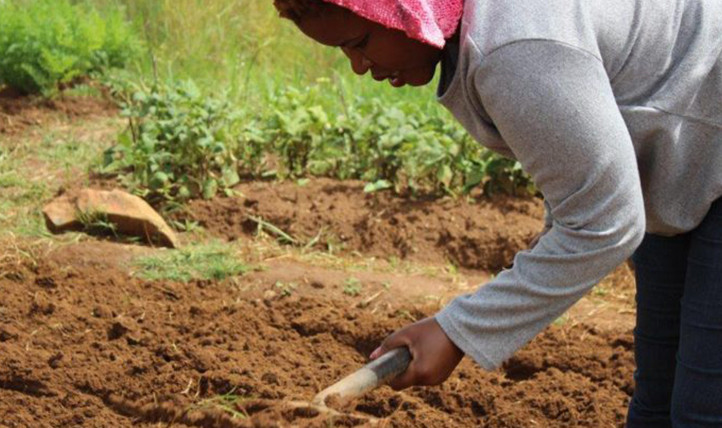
[133,242,250,282]
[38,135,103,174]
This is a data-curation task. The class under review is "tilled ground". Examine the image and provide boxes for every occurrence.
[1,92,639,428]
[0,243,634,428]
[183,178,544,272]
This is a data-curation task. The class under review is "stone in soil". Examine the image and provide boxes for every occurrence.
[43,188,178,248]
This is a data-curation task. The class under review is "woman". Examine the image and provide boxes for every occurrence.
[273,0,722,426]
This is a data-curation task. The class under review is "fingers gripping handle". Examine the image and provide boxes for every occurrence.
[370,346,412,384]
[312,347,412,406]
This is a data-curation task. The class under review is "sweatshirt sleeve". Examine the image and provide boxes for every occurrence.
[435,40,646,370]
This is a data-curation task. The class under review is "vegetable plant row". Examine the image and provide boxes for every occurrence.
[101,79,536,205]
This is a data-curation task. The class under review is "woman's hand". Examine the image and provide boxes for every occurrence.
[370,317,464,390]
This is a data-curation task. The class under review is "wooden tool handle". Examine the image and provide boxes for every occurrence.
[312,347,412,406]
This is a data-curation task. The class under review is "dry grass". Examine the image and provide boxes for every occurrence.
[0,237,46,281]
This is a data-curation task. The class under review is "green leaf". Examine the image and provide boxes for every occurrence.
[437,164,453,187]
[202,178,218,199]
[364,180,393,193]
[150,171,169,189]
[221,168,240,187]
[177,185,192,200]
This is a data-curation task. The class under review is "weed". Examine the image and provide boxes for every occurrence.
[394,309,417,322]
[0,239,41,281]
[190,391,249,420]
[592,285,609,297]
[169,219,202,233]
[343,278,362,296]
[274,281,297,297]
[76,210,118,237]
[38,135,100,174]
[553,314,569,327]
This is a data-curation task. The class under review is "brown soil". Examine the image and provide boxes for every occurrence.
[185,179,545,272]
[0,90,116,136]
[1,94,639,427]
[0,241,634,428]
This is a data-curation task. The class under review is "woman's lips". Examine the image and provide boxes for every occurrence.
[372,72,405,87]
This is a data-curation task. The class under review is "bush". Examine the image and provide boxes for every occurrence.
[0,0,139,96]
[101,80,263,204]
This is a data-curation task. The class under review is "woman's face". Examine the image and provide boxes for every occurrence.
[297,4,444,87]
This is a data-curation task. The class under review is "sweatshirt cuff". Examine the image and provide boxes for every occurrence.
[543,199,554,229]
[434,301,499,371]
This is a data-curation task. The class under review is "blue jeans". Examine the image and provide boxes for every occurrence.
[627,198,722,427]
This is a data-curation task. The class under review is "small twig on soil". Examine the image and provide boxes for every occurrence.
[181,378,193,395]
[302,227,325,252]
[153,285,180,301]
[247,215,299,245]
[356,291,384,309]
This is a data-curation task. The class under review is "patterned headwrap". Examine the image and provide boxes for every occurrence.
[323,0,464,48]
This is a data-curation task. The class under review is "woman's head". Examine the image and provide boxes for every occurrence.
[273,0,461,87]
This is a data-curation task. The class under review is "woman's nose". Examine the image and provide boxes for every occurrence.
[341,47,373,75]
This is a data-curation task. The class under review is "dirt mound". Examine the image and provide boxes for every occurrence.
[0,90,116,135]
[0,244,633,427]
[186,178,545,271]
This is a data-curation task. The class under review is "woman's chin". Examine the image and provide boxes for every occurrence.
[375,69,436,88]
[403,70,436,87]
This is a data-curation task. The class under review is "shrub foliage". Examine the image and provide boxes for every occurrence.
[0,0,139,95]
[102,78,535,205]
[102,80,255,204]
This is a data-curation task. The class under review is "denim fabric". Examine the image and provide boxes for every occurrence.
[627,198,722,427]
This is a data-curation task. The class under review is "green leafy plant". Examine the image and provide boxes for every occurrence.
[0,0,140,96]
[101,80,264,205]
[104,75,536,206]
[476,151,537,197]
[263,80,535,197]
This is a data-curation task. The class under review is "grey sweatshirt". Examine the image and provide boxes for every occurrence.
[434,0,722,370]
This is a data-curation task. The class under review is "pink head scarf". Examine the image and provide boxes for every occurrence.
[322,0,464,48]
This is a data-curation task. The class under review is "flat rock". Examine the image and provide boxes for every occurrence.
[42,193,77,232]
[42,189,179,248]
